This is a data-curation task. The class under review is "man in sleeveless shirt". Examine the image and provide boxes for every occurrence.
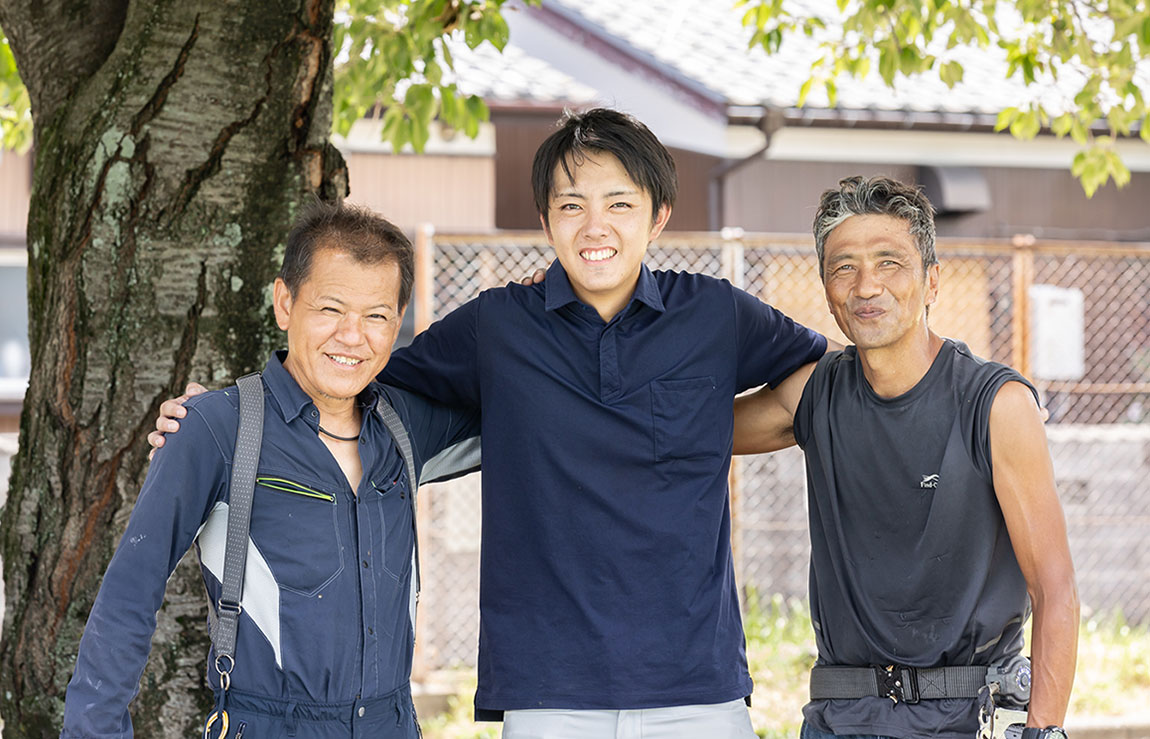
[735,176,1079,739]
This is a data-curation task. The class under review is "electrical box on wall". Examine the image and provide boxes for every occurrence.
[1029,284,1086,381]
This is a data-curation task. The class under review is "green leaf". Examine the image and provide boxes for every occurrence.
[1069,116,1089,145]
[939,60,964,87]
[1009,109,1041,139]
[797,78,814,107]
[994,106,1019,132]
[878,46,897,85]
[1142,114,1150,143]
[1107,148,1132,188]
[409,112,431,152]
[1051,112,1073,137]
[487,11,511,51]
[465,93,490,122]
[404,83,435,120]
[899,45,924,75]
[379,105,405,145]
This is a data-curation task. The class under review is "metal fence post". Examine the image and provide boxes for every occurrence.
[722,230,747,596]
[1010,234,1035,380]
[414,223,435,334]
[412,223,436,684]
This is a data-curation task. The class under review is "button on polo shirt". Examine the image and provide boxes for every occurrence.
[381,260,826,714]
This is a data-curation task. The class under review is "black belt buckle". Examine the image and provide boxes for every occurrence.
[875,665,920,704]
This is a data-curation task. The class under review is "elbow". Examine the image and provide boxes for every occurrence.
[1029,565,1080,625]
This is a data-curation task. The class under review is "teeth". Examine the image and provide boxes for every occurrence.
[581,248,616,262]
[329,355,362,366]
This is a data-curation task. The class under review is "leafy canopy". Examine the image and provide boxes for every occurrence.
[334,0,538,152]
[739,0,1150,197]
[0,0,535,155]
[0,33,30,152]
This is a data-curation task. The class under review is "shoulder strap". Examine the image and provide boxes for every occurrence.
[211,372,264,680]
[374,394,422,634]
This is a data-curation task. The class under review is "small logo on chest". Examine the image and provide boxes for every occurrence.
[919,474,940,489]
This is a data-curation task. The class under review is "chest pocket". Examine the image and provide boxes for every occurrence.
[250,469,345,597]
[650,376,719,462]
[364,455,413,582]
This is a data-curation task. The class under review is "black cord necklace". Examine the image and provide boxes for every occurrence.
[318,425,360,442]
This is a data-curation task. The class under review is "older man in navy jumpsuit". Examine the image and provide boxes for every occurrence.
[61,202,479,738]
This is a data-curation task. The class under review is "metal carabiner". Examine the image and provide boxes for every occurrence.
[215,653,235,692]
[203,709,230,739]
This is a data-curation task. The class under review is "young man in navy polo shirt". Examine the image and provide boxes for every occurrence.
[152,109,828,738]
[379,109,826,737]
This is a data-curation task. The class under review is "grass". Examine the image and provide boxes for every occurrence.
[419,594,1150,738]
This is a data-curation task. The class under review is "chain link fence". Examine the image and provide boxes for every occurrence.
[410,228,1150,676]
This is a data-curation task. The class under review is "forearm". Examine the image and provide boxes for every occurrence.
[1026,574,1080,727]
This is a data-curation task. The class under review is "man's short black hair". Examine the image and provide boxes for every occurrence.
[532,108,678,225]
[279,200,414,309]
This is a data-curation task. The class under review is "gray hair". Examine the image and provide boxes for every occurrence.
[812,176,937,281]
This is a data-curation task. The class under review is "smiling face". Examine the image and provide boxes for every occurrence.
[274,247,405,412]
[822,213,939,352]
[541,150,671,321]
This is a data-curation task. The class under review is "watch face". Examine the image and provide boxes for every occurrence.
[1047,730,1068,739]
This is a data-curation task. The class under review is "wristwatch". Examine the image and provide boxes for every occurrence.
[1006,725,1068,739]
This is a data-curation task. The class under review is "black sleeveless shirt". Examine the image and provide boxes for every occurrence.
[794,339,1037,738]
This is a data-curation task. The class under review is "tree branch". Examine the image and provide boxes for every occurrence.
[0,0,130,131]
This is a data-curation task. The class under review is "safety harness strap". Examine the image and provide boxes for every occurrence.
[374,396,421,634]
[211,373,265,675]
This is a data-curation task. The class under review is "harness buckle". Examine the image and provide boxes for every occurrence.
[875,664,920,704]
[218,599,242,616]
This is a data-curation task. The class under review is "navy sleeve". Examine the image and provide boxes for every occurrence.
[61,403,229,738]
[381,385,481,484]
[379,297,482,407]
[731,285,827,393]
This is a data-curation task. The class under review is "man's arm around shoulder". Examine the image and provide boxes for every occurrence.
[733,340,842,455]
[990,381,1079,729]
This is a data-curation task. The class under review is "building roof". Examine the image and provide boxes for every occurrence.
[448,38,599,107]
[449,0,1146,124]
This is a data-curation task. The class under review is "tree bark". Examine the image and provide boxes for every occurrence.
[0,0,344,735]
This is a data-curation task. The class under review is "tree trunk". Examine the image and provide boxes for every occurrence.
[0,1,344,735]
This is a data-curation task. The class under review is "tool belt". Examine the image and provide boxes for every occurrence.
[810,664,989,704]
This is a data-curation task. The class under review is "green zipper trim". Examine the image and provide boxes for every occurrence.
[256,476,336,503]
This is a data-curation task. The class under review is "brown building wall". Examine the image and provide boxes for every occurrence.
[345,151,495,231]
[0,150,31,240]
[722,157,1150,241]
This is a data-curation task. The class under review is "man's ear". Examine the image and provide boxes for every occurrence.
[272,278,293,331]
[924,263,941,306]
[649,204,672,241]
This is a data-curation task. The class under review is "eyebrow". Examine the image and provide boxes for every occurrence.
[553,188,640,199]
[315,295,394,311]
[827,246,911,264]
